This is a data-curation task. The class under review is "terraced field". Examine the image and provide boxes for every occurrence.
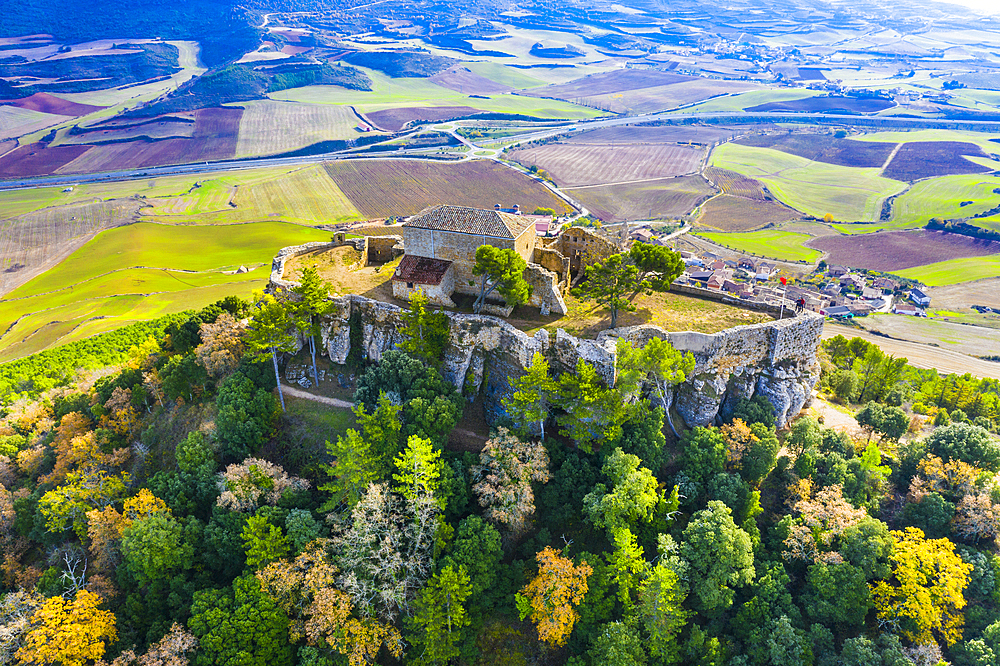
[0,221,334,360]
[709,142,907,222]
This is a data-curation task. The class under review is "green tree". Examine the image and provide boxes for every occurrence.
[925,422,1000,471]
[583,448,661,534]
[121,511,194,587]
[638,563,689,663]
[245,292,297,411]
[399,290,450,364]
[609,527,648,606]
[828,368,859,402]
[588,621,647,666]
[615,338,694,437]
[572,253,640,328]
[503,352,556,439]
[556,359,628,452]
[767,616,812,666]
[188,575,294,666]
[242,514,290,570]
[393,434,444,507]
[856,402,908,443]
[291,266,334,386]
[321,429,378,510]
[628,242,684,293]
[471,245,532,314]
[215,372,278,461]
[354,393,403,478]
[408,565,472,665]
[680,500,754,614]
[801,561,871,630]
[439,516,502,598]
[679,427,727,492]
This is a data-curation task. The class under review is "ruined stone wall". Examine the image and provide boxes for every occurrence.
[524,264,568,315]
[272,244,822,430]
[366,235,403,265]
[542,227,621,276]
[532,246,571,291]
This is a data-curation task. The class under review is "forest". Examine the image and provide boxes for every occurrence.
[0,269,999,666]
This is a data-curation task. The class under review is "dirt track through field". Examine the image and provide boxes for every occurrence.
[823,323,1000,379]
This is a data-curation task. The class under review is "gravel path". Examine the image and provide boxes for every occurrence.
[281,383,354,409]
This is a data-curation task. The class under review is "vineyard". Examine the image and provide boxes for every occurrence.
[325,159,571,219]
[508,143,706,187]
[703,167,769,200]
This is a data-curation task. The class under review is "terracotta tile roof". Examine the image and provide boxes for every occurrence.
[392,254,453,286]
[404,205,533,239]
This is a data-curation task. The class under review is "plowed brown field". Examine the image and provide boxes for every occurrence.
[509,143,705,187]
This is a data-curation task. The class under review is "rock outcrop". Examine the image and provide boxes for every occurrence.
[308,293,823,430]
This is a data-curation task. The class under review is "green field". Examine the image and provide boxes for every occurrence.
[674,88,822,114]
[0,221,333,360]
[269,68,604,120]
[851,129,1000,153]
[695,229,822,262]
[891,173,1000,228]
[709,142,907,222]
[895,255,1000,287]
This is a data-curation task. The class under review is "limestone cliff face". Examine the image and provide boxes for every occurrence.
[313,294,823,430]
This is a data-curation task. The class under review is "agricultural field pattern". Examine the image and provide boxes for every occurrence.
[4,0,1000,364]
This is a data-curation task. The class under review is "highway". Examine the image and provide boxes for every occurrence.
[3,110,1000,192]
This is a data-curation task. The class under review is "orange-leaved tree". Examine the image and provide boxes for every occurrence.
[16,589,117,666]
[870,526,972,646]
[516,546,592,647]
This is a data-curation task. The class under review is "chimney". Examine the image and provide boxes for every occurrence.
[512,204,520,214]
[494,204,501,210]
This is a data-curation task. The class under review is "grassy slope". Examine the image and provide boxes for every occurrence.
[851,128,1000,153]
[0,221,332,359]
[895,255,1000,286]
[269,68,604,119]
[672,88,822,113]
[709,142,907,222]
[892,173,1000,228]
[695,229,822,262]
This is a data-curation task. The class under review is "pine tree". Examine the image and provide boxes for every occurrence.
[409,565,472,665]
[399,291,450,364]
[502,352,556,439]
[291,266,334,387]
[245,291,297,411]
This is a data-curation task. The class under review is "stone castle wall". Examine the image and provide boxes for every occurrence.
[271,245,823,430]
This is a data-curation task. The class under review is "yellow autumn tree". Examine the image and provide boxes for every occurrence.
[870,527,972,646]
[16,589,117,666]
[86,489,170,573]
[517,546,592,647]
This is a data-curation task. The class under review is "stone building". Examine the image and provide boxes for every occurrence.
[391,254,456,306]
[399,205,536,296]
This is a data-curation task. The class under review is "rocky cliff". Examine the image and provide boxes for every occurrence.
[309,293,823,430]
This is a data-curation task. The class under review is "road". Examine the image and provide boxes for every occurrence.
[822,322,1000,380]
[5,110,1000,192]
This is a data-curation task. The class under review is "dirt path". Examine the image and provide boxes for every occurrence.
[808,393,863,438]
[823,322,1000,379]
[281,383,353,409]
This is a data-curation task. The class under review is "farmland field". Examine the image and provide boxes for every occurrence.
[0,199,141,295]
[142,164,360,225]
[234,101,375,158]
[367,106,483,131]
[809,229,1000,271]
[734,133,895,168]
[58,115,198,145]
[0,221,334,360]
[324,159,571,219]
[269,69,603,121]
[564,125,740,145]
[675,88,822,114]
[0,106,74,141]
[896,256,1000,286]
[522,69,696,99]
[744,95,895,113]
[698,194,801,231]
[0,142,93,178]
[695,229,821,262]
[851,129,1000,153]
[703,167,768,200]
[565,175,713,223]
[508,143,705,187]
[429,65,514,95]
[882,141,992,181]
[575,80,764,114]
[709,142,907,222]
[890,173,1000,227]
